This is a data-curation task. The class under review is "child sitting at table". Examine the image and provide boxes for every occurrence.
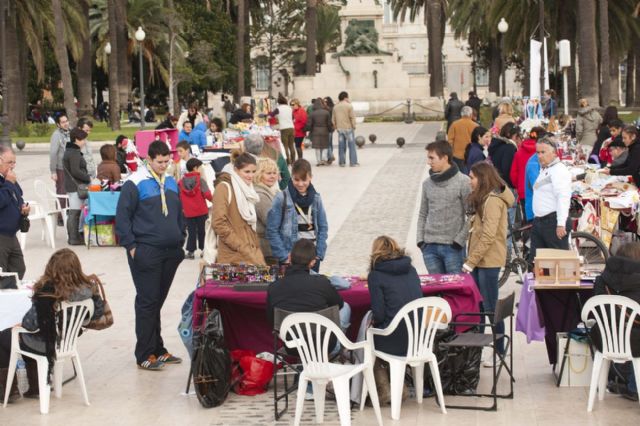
[97,144,122,184]
[0,249,104,403]
[266,159,328,272]
[115,135,128,174]
[179,158,212,259]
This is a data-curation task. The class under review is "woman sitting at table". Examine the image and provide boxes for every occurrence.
[212,152,265,265]
[228,103,253,125]
[367,235,422,356]
[0,249,104,402]
[463,162,514,362]
[602,126,640,185]
[591,242,640,400]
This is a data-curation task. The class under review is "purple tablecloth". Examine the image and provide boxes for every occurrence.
[193,274,483,353]
[515,274,546,343]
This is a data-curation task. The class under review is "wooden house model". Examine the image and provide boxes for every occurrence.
[534,249,581,286]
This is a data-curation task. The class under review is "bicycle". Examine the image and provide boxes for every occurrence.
[498,224,610,288]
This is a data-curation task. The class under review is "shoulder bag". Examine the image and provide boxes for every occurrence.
[86,276,114,330]
[64,165,90,200]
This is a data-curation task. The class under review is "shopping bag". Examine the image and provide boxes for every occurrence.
[178,291,195,358]
[84,222,118,246]
[230,349,274,396]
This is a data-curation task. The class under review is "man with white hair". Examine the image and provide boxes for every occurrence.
[447,105,478,172]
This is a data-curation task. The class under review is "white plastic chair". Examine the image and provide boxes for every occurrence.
[19,198,56,250]
[280,313,383,426]
[3,299,94,414]
[35,179,68,238]
[581,295,640,412]
[367,297,451,420]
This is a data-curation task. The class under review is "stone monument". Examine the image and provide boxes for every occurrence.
[292,0,440,117]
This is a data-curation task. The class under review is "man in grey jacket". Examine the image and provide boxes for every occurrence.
[77,117,97,178]
[417,140,470,274]
[49,113,70,225]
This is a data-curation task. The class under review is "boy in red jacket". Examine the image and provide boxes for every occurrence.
[178,158,212,259]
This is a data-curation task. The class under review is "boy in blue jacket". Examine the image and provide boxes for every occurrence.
[116,141,186,370]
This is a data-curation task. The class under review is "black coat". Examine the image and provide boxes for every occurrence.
[465,96,482,113]
[62,142,91,193]
[445,97,464,127]
[488,137,517,188]
[368,256,423,356]
[591,256,640,357]
[610,140,640,185]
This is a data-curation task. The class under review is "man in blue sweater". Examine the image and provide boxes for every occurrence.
[0,146,30,289]
[116,141,186,370]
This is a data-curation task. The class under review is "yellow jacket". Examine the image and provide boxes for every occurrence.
[464,186,515,269]
[447,117,478,160]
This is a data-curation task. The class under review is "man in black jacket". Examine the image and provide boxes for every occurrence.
[0,146,29,289]
[267,239,349,328]
[444,92,464,131]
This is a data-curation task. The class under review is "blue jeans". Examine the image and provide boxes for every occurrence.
[328,131,334,160]
[337,129,357,166]
[471,267,504,353]
[421,243,464,274]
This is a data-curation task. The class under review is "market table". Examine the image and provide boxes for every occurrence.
[84,191,121,247]
[0,289,32,330]
[193,274,483,353]
[524,274,594,365]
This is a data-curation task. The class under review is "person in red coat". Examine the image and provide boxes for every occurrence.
[510,127,545,219]
[178,158,213,259]
[292,99,308,160]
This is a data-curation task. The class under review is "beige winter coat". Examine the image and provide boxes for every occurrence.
[465,186,515,269]
[576,107,602,147]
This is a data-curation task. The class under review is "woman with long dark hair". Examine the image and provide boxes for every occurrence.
[463,162,514,360]
[0,249,104,401]
[465,126,490,171]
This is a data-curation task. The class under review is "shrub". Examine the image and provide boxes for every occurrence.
[32,123,51,137]
[14,124,30,137]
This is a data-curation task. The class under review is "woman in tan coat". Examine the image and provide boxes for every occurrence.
[463,162,514,358]
[493,102,516,133]
[212,152,265,265]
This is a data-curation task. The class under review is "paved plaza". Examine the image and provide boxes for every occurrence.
[1,122,637,425]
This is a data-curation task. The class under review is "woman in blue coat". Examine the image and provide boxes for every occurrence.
[368,236,423,355]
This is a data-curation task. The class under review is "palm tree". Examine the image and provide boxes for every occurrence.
[577,0,599,105]
[599,0,610,105]
[52,0,78,125]
[107,0,121,129]
[305,0,318,75]
[390,0,445,97]
[315,3,340,65]
[236,0,246,99]
[77,0,93,118]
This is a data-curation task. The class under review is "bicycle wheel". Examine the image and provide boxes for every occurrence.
[498,258,512,288]
[570,231,609,270]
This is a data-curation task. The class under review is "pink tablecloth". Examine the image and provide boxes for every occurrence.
[193,273,482,353]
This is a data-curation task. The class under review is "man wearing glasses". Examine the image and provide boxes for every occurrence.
[0,146,30,288]
[530,137,572,259]
[49,113,70,225]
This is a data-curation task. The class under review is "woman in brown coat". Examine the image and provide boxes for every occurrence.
[97,144,122,183]
[308,98,332,166]
[212,152,265,265]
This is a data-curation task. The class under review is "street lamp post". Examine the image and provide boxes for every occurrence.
[498,18,509,98]
[135,26,146,129]
[0,0,12,148]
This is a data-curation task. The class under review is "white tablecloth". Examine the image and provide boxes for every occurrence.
[0,289,32,330]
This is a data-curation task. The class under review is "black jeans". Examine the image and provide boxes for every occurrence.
[530,212,571,261]
[0,234,25,289]
[294,136,304,159]
[185,215,207,252]
[127,244,184,364]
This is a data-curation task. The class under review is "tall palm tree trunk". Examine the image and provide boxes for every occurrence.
[626,46,634,106]
[426,0,444,97]
[488,37,501,94]
[51,0,78,126]
[305,0,318,76]
[577,0,599,106]
[598,0,610,105]
[609,55,619,105]
[115,0,129,113]
[235,0,246,101]
[634,41,640,106]
[5,13,25,130]
[107,0,121,130]
[77,0,93,118]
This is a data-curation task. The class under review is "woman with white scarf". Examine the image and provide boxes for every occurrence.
[253,157,280,264]
[212,152,266,265]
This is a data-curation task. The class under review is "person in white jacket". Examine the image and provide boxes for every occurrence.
[273,95,295,165]
[530,136,572,259]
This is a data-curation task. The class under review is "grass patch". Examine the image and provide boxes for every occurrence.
[364,115,444,123]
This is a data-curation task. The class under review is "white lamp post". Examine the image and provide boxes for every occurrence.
[497,18,509,97]
[104,41,111,55]
[135,26,146,128]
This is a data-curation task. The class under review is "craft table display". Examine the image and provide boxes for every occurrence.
[516,274,594,365]
[135,129,179,160]
[193,274,483,354]
[84,191,121,247]
[0,289,32,330]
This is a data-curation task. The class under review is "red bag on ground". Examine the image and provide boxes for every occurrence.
[230,350,274,396]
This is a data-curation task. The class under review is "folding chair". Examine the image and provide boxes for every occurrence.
[439,291,516,411]
[272,306,340,421]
